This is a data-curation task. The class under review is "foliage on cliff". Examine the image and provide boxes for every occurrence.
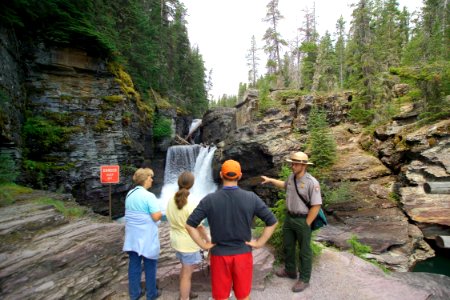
[231,0,450,128]
[0,0,208,117]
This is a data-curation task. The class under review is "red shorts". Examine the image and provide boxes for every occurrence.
[210,252,253,299]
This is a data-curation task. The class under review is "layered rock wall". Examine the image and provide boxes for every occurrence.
[201,88,447,271]
[0,31,156,216]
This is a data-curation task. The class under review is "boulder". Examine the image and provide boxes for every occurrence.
[0,201,127,300]
[400,186,450,227]
[200,107,236,145]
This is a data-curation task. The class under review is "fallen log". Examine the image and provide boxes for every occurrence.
[436,236,450,249]
[174,134,191,145]
[423,182,450,194]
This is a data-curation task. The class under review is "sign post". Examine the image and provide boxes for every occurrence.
[100,165,120,221]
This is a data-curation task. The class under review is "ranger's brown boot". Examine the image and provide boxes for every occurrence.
[292,280,310,292]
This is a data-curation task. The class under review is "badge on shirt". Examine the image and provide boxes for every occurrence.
[314,185,320,192]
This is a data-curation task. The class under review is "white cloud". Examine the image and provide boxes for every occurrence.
[182,0,423,99]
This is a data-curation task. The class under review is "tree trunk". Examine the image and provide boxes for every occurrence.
[423,182,450,194]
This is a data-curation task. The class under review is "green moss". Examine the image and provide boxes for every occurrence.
[121,137,132,145]
[108,63,139,98]
[94,118,110,131]
[122,112,132,126]
[42,111,76,126]
[60,95,74,101]
[108,63,154,124]
[24,160,75,172]
[151,90,173,109]
[102,95,125,102]
[0,89,8,104]
[276,89,307,100]
[120,164,137,177]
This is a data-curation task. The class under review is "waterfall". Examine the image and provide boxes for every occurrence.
[158,144,217,213]
[187,118,202,144]
[188,119,202,137]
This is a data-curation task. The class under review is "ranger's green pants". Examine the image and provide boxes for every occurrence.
[283,214,312,283]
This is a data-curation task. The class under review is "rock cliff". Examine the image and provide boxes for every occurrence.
[200,88,449,272]
[2,191,449,300]
[0,29,195,217]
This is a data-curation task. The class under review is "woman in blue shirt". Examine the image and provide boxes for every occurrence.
[123,168,162,300]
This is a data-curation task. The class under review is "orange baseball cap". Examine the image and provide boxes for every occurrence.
[221,159,242,180]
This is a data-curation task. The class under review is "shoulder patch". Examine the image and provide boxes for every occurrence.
[314,185,320,192]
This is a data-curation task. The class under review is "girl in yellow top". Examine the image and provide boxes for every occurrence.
[166,171,209,300]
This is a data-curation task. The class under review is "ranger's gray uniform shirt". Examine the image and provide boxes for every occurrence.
[285,172,322,214]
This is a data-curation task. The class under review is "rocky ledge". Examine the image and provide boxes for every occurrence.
[1,191,450,300]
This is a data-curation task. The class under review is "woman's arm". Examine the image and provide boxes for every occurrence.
[186,224,215,250]
[196,224,210,243]
[151,211,162,222]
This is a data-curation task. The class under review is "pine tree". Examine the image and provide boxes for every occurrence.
[262,0,287,76]
[187,47,208,117]
[307,106,336,173]
[246,35,260,87]
[312,32,337,92]
[424,0,449,61]
[298,5,318,90]
[346,0,378,124]
[335,16,346,89]
[372,0,404,70]
[290,34,303,89]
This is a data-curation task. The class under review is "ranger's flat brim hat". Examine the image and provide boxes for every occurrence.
[286,151,314,165]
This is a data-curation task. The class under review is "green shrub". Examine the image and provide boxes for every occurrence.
[257,76,279,115]
[346,234,390,273]
[347,234,372,257]
[349,107,376,125]
[307,106,336,172]
[0,153,18,184]
[153,114,172,140]
[22,116,67,158]
[322,182,354,208]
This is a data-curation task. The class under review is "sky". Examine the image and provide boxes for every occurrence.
[182,0,424,100]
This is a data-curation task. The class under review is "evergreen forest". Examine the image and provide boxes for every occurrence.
[0,0,209,117]
[221,0,449,127]
[0,0,449,124]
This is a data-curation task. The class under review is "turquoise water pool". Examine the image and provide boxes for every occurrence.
[412,246,450,277]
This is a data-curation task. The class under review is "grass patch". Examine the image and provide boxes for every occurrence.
[347,234,390,274]
[322,182,355,208]
[0,183,33,207]
[34,197,86,218]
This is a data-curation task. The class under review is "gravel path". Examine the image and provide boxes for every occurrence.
[111,248,450,300]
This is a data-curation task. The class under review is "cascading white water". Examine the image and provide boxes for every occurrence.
[158,144,217,213]
[188,119,202,137]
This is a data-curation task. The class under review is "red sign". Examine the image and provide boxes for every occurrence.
[100,165,120,184]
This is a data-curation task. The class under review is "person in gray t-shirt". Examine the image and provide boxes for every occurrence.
[187,159,277,300]
[261,151,322,293]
